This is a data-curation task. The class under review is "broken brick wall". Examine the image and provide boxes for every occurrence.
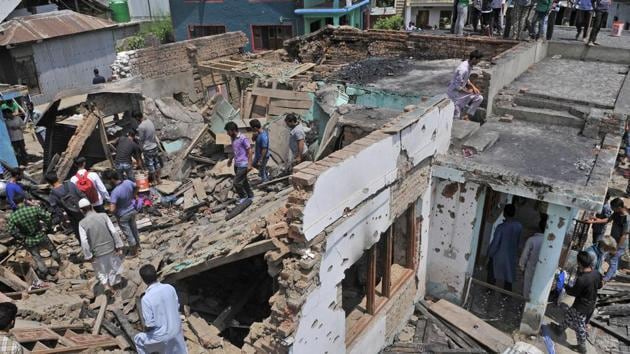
[285,26,517,65]
[119,32,248,99]
[243,99,454,354]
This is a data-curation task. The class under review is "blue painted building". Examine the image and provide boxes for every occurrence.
[169,0,370,51]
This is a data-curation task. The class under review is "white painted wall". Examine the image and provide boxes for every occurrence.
[291,101,454,354]
[426,180,484,304]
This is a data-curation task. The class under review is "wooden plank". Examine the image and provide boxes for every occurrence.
[92,295,107,335]
[267,105,309,117]
[191,178,207,202]
[367,245,376,315]
[55,110,100,180]
[251,87,311,101]
[183,188,195,210]
[429,300,514,352]
[270,99,313,109]
[0,266,29,291]
[12,327,60,343]
[383,227,393,298]
[164,239,276,282]
[97,115,114,168]
[591,318,630,343]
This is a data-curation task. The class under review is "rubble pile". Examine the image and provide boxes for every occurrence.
[110,51,132,80]
[590,276,630,346]
[333,58,415,85]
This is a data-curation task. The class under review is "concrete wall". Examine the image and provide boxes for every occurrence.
[169,0,300,51]
[28,30,116,105]
[484,40,547,117]
[547,41,630,65]
[426,180,485,303]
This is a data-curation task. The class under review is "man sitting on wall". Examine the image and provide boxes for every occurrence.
[446,50,484,121]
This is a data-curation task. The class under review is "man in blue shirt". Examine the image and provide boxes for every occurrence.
[588,0,611,45]
[487,204,523,291]
[104,170,139,256]
[575,0,594,40]
[5,169,25,211]
[249,119,270,182]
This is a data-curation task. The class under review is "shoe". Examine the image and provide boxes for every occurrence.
[575,32,580,40]
[236,198,247,205]
[587,41,594,47]
[569,344,587,354]
[593,41,600,46]
[548,323,566,337]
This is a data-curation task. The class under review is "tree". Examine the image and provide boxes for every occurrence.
[373,15,404,30]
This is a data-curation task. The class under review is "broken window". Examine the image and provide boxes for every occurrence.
[188,25,227,39]
[252,25,293,50]
[342,204,418,345]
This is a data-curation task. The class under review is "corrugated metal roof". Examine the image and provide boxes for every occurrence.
[0,10,116,46]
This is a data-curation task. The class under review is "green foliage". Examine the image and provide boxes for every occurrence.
[118,35,145,52]
[373,15,404,30]
[139,19,173,42]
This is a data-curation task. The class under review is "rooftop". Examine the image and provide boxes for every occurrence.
[0,10,116,46]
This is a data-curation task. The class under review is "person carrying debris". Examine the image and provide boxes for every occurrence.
[585,235,617,275]
[487,203,522,291]
[603,198,629,282]
[136,112,162,186]
[447,50,484,121]
[70,157,110,213]
[104,170,140,256]
[3,108,27,166]
[46,171,87,240]
[7,193,60,279]
[285,113,309,165]
[0,302,23,353]
[6,168,26,211]
[550,251,602,353]
[250,119,270,182]
[134,264,187,354]
[518,214,547,298]
[114,129,142,182]
[225,122,255,204]
[78,198,124,293]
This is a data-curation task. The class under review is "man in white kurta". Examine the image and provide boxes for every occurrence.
[447,50,484,120]
[134,264,187,354]
[78,199,124,291]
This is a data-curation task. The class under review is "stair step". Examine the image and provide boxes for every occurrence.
[462,131,500,153]
[513,95,590,115]
[494,104,584,128]
[451,119,481,142]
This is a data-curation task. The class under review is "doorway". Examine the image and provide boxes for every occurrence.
[416,10,430,28]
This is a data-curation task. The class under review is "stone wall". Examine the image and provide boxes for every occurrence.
[285,26,517,65]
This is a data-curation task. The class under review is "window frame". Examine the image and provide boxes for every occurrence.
[250,24,294,51]
[187,24,227,39]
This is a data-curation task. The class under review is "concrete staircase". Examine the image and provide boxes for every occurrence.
[493,90,591,129]
[394,0,405,16]
[451,120,500,153]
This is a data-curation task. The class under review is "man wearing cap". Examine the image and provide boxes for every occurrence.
[78,198,124,293]
[70,157,110,213]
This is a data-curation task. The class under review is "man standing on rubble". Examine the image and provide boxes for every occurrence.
[604,198,629,282]
[0,302,23,353]
[3,108,27,166]
[285,113,309,165]
[104,170,140,256]
[114,129,142,182]
[519,215,547,298]
[447,50,484,121]
[6,168,26,211]
[136,112,162,186]
[487,203,522,291]
[225,122,254,204]
[7,194,60,279]
[46,171,87,240]
[250,119,270,182]
[78,198,124,293]
[551,251,602,353]
[70,157,110,213]
[134,264,187,354]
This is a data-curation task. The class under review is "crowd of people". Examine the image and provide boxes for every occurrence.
[485,197,627,353]
[451,0,612,46]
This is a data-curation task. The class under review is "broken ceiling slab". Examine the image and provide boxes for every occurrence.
[451,119,481,142]
[435,120,618,210]
[461,130,499,153]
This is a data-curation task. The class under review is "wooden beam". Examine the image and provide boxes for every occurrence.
[383,227,393,298]
[429,299,514,353]
[0,266,29,291]
[55,110,100,180]
[164,239,276,282]
[251,87,311,101]
[92,294,107,335]
[367,245,376,315]
[97,115,114,168]
[191,178,207,202]
[213,273,266,332]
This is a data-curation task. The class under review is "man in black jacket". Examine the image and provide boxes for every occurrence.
[552,251,602,353]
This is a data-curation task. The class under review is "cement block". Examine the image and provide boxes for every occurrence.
[451,120,481,141]
[462,131,500,153]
